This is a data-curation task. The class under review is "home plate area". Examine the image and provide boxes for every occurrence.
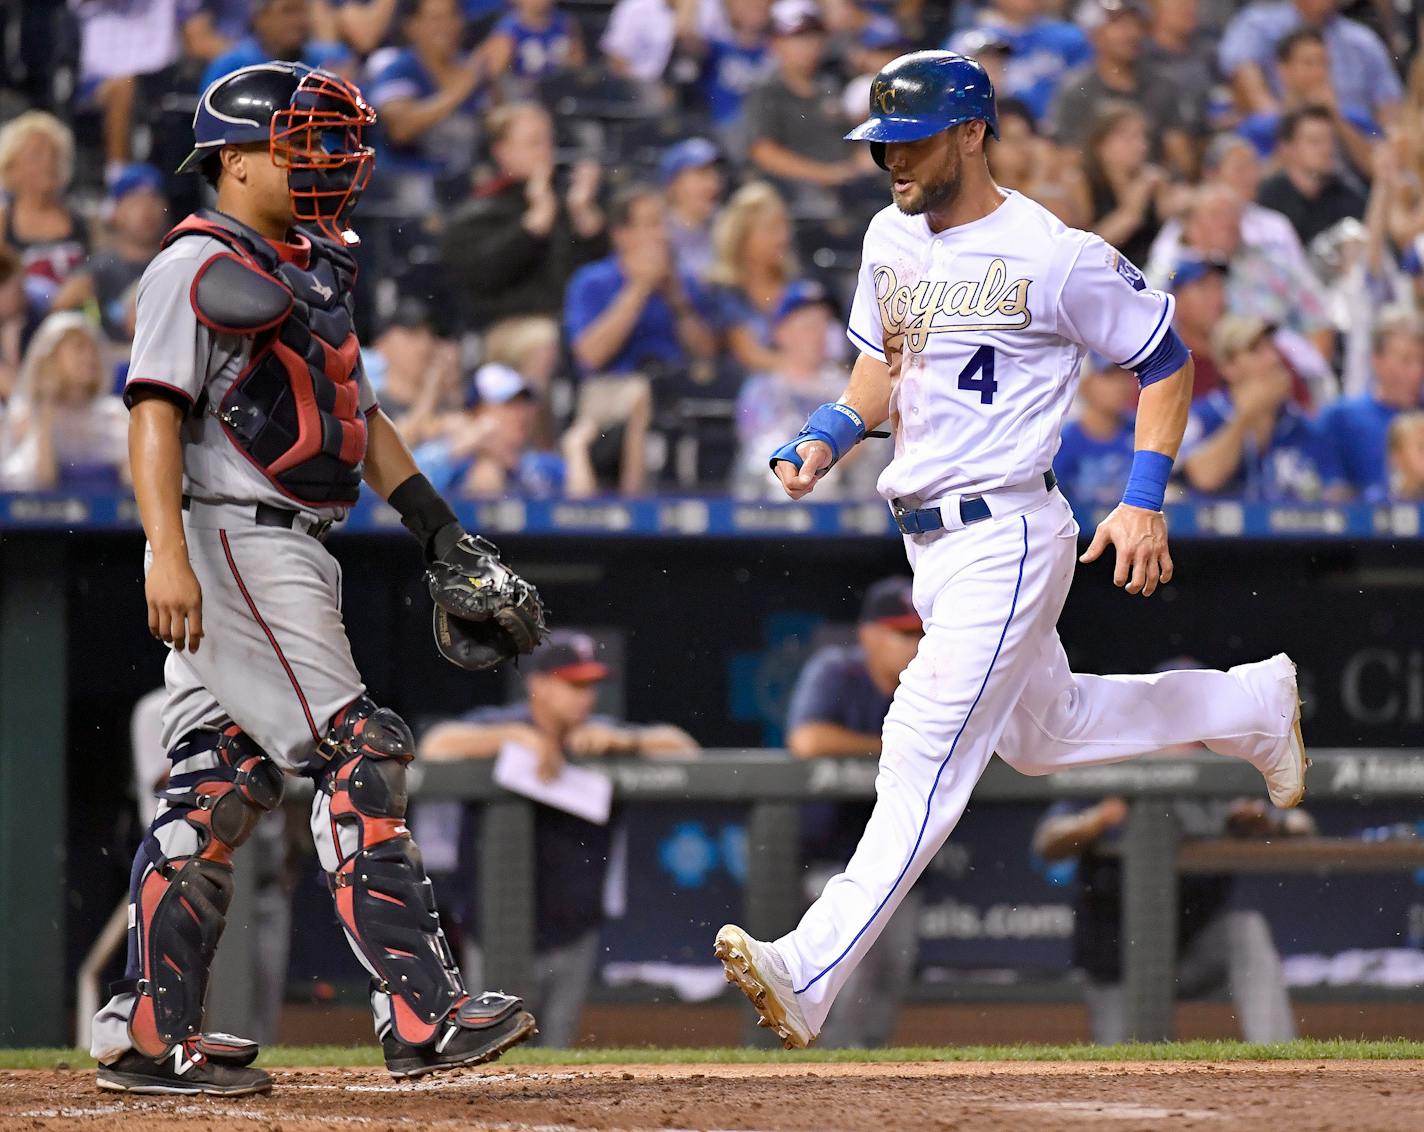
[3,1060,1419,1131]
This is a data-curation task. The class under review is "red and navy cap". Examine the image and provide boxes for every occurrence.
[528,630,609,684]
[859,577,922,632]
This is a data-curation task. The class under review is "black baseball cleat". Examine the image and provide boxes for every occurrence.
[96,1039,272,1096]
[382,991,537,1079]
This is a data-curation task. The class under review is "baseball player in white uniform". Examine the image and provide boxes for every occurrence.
[714,50,1308,1048]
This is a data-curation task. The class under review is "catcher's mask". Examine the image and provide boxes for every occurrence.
[270,69,377,246]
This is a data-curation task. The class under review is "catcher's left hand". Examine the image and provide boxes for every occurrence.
[426,533,547,670]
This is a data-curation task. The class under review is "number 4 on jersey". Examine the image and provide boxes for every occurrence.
[957,345,998,405]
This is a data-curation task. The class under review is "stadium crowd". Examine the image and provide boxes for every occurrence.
[2,0,1424,504]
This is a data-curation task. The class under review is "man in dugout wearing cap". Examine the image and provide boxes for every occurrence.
[418,630,699,1047]
[784,577,925,1047]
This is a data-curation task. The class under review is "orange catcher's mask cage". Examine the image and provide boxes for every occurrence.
[270,70,377,246]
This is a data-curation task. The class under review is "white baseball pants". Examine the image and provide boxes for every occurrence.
[776,491,1291,1033]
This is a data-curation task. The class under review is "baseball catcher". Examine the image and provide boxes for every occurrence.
[90,61,544,1096]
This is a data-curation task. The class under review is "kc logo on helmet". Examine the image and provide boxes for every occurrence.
[873,79,897,115]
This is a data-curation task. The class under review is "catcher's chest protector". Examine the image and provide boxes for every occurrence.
[165,209,367,506]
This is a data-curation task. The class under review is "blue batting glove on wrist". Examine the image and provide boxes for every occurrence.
[769,402,868,472]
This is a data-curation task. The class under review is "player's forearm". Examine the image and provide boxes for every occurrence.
[362,409,423,500]
[128,396,190,559]
[839,351,893,431]
[788,722,882,758]
[1133,358,1193,460]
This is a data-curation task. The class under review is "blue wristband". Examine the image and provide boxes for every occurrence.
[768,402,867,471]
[1121,450,1173,511]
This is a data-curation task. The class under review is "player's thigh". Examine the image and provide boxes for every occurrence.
[884,503,1075,764]
[181,524,365,768]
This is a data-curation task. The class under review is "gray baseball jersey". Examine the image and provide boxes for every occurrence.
[124,235,379,519]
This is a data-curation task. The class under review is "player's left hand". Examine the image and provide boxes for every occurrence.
[1079,503,1174,597]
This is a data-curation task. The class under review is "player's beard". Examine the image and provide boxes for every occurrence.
[894,148,963,217]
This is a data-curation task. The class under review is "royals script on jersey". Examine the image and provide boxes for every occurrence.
[846,190,1176,503]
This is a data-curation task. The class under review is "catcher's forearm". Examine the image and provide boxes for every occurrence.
[363,409,424,499]
[365,411,466,561]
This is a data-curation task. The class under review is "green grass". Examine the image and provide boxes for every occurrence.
[4,1038,1424,1070]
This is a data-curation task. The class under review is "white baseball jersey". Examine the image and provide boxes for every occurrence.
[846,190,1176,503]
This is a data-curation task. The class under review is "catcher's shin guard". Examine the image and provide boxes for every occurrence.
[122,726,284,1057]
[308,695,469,1047]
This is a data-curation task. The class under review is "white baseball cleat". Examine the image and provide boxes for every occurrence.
[1220,653,1309,808]
[714,924,815,1049]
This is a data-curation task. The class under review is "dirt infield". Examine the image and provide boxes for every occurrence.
[3,1060,1421,1132]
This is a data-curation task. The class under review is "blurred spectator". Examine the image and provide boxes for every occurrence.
[602,0,678,84]
[1326,143,1415,397]
[840,15,913,126]
[1047,0,1193,176]
[661,138,724,281]
[563,185,715,495]
[1180,313,1346,500]
[1167,253,1229,398]
[0,312,128,492]
[1178,184,1335,361]
[1072,101,1173,270]
[0,112,89,316]
[484,313,565,443]
[180,0,254,62]
[745,1,870,192]
[705,180,797,373]
[947,0,1091,123]
[419,629,699,1048]
[480,0,587,90]
[1236,28,1379,173]
[1141,0,1215,144]
[733,280,883,500]
[785,576,924,1048]
[414,362,565,497]
[675,0,774,146]
[51,164,168,344]
[1035,794,1307,1044]
[1382,410,1424,501]
[1256,107,1367,248]
[988,98,1083,225]
[951,27,1014,101]
[1318,311,1424,497]
[1218,0,1401,128]
[361,298,462,446]
[441,102,607,329]
[70,0,184,176]
[332,0,507,56]
[0,247,31,405]
[201,0,352,92]
[365,0,485,207]
[1145,135,1311,285]
[1054,355,1136,508]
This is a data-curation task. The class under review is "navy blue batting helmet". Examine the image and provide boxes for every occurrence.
[845,50,999,170]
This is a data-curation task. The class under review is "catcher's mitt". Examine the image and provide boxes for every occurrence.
[426,534,547,670]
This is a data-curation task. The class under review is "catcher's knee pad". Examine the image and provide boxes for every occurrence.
[125,725,284,1056]
[310,696,466,1046]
